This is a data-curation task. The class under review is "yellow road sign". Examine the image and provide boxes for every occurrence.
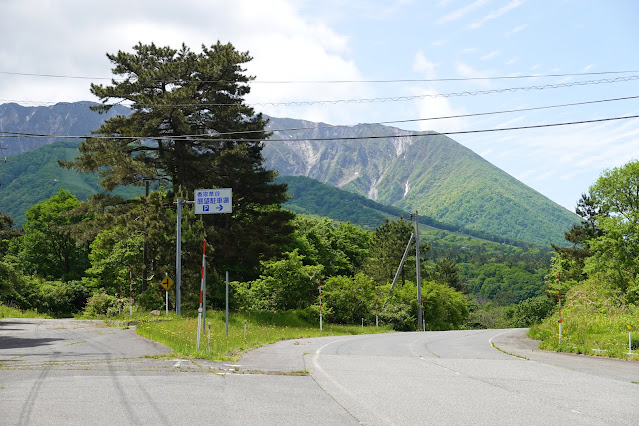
[161,275,174,291]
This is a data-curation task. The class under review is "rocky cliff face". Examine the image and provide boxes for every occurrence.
[0,102,129,156]
[264,118,422,203]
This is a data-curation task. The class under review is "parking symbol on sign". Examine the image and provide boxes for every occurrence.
[203,205,210,212]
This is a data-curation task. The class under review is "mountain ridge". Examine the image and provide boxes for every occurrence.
[264,116,578,245]
[0,102,578,245]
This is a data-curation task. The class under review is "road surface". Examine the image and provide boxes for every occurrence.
[1,319,638,425]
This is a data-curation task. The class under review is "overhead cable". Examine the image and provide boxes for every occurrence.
[1,69,639,84]
[2,114,638,142]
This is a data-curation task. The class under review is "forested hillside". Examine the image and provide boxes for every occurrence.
[0,141,141,226]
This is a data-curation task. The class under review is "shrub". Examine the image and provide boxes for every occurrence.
[82,292,122,317]
[509,295,555,327]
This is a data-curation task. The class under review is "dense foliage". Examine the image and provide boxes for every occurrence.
[532,160,639,356]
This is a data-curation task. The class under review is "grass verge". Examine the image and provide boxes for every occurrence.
[135,310,392,361]
[0,304,50,319]
[529,285,639,360]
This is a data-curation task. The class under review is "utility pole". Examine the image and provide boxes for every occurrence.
[142,180,150,291]
[176,197,183,315]
[415,212,423,331]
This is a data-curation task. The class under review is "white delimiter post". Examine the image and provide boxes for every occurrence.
[129,265,133,318]
[558,272,562,344]
[225,271,229,336]
[196,239,206,351]
[319,280,323,332]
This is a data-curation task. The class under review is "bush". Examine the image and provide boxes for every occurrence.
[379,303,416,331]
[82,292,122,317]
[323,274,375,324]
[509,295,555,327]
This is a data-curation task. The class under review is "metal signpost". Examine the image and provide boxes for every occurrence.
[194,188,232,214]
[174,189,232,316]
[414,212,423,331]
[160,274,174,315]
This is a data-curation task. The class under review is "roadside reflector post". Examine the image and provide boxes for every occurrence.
[319,280,323,332]
[244,319,247,340]
[225,271,229,336]
[628,325,633,354]
[196,239,206,351]
[208,322,212,352]
[129,265,133,318]
[558,272,562,345]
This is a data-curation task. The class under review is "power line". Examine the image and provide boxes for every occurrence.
[2,69,639,84]
[5,75,636,109]
[225,95,639,136]
[2,114,638,142]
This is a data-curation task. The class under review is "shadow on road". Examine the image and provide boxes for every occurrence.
[0,335,62,350]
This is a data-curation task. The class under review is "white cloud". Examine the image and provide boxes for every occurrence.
[582,64,595,72]
[413,51,438,78]
[506,57,519,65]
[506,24,528,37]
[411,88,467,132]
[437,0,490,25]
[470,0,526,29]
[0,0,369,125]
[480,50,501,61]
[455,62,495,84]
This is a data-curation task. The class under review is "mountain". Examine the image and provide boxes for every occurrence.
[0,102,129,156]
[0,140,142,226]
[264,117,579,246]
[0,102,579,245]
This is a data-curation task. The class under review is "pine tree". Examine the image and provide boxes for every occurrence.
[62,42,294,287]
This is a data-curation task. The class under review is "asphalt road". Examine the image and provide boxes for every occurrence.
[1,319,638,425]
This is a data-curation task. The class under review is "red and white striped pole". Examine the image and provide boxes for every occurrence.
[319,279,322,332]
[558,271,562,344]
[129,265,133,318]
[196,239,206,351]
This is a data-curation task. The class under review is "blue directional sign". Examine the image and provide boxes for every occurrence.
[194,188,232,214]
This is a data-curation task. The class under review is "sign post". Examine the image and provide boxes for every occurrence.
[194,188,232,214]
[160,274,174,315]
[193,188,232,343]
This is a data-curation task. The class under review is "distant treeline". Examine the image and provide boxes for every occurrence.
[279,175,536,249]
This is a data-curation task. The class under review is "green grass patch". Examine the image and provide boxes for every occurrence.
[0,303,51,319]
[135,310,392,361]
[529,281,639,360]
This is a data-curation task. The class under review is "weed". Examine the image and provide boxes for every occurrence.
[136,309,392,362]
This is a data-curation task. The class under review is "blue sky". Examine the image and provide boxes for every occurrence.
[1,0,638,211]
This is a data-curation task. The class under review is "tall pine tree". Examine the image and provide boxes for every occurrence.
[62,42,294,290]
